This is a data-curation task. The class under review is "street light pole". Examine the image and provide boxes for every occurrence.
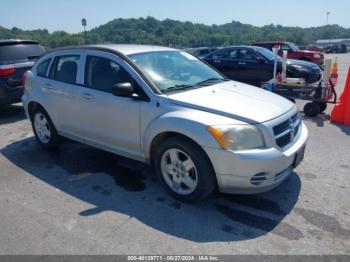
[81,18,88,45]
[326,11,330,25]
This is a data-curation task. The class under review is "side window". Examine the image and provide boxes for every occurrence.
[239,49,257,60]
[84,56,134,93]
[36,58,51,77]
[215,49,238,59]
[50,55,80,85]
[281,44,291,51]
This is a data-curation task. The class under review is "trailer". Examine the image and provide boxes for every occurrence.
[261,79,337,117]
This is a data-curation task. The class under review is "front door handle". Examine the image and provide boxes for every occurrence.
[238,62,246,65]
[81,93,94,100]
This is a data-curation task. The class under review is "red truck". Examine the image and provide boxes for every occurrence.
[253,41,324,65]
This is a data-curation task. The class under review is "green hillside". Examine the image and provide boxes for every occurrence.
[1,17,349,48]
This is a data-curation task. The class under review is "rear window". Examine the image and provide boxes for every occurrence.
[37,58,52,77]
[0,44,45,63]
[50,55,80,85]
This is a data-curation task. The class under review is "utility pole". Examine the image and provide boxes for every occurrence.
[81,18,88,45]
[326,11,330,25]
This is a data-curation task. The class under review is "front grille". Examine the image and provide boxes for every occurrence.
[273,113,301,148]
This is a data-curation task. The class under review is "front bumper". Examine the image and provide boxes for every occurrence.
[204,122,308,194]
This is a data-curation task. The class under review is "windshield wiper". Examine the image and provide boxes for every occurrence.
[194,78,228,86]
[165,78,228,93]
[165,84,194,92]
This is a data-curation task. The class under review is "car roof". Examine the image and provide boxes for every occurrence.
[185,47,211,51]
[217,45,257,50]
[0,39,40,46]
[254,41,285,44]
[51,44,178,56]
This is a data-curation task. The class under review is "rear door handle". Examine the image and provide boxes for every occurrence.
[238,62,246,65]
[81,93,94,100]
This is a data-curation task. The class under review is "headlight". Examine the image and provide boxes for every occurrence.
[207,125,265,151]
[291,64,309,72]
[313,54,321,59]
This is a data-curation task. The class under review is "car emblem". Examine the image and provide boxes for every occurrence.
[290,119,296,138]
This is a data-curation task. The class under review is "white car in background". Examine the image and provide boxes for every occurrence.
[22,44,308,202]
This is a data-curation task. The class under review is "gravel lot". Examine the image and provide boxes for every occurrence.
[0,53,349,255]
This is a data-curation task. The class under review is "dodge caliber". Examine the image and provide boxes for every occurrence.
[22,45,308,202]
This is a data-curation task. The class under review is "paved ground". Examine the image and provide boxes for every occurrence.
[0,54,349,255]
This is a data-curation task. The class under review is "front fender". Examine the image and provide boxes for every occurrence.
[142,110,221,159]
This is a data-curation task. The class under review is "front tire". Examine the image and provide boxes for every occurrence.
[31,107,60,149]
[153,137,216,202]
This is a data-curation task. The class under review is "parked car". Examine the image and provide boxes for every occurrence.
[0,39,45,107]
[253,41,324,65]
[22,45,308,202]
[184,47,218,59]
[324,44,348,54]
[203,46,322,87]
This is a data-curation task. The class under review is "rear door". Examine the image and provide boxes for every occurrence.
[43,52,83,133]
[210,48,239,80]
[235,48,273,86]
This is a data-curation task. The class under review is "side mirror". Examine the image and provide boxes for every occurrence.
[111,82,136,98]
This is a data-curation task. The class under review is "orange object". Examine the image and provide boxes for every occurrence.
[331,67,350,125]
[330,57,339,86]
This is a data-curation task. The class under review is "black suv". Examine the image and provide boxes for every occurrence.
[0,40,45,106]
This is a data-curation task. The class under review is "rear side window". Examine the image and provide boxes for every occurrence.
[50,55,80,85]
[84,56,134,93]
[215,49,238,59]
[239,49,257,60]
[37,58,51,77]
[0,44,45,63]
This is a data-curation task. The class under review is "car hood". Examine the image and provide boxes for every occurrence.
[297,49,321,55]
[167,81,295,124]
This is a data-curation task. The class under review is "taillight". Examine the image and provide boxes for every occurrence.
[0,65,16,76]
[22,70,29,88]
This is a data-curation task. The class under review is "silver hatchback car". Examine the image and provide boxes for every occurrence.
[22,45,308,202]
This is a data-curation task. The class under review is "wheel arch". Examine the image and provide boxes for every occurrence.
[28,101,57,129]
[28,101,44,120]
[148,131,218,187]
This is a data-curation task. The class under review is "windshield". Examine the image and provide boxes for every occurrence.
[128,51,224,93]
[287,42,299,51]
[253,47,282,61]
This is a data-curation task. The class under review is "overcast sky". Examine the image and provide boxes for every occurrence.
[1,0,349,33]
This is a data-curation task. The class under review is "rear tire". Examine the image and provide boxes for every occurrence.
[153,137,216,202]
[304,102,321,117]
[31,107,60,149]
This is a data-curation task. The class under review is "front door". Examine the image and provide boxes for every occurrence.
[76,53,142,159]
